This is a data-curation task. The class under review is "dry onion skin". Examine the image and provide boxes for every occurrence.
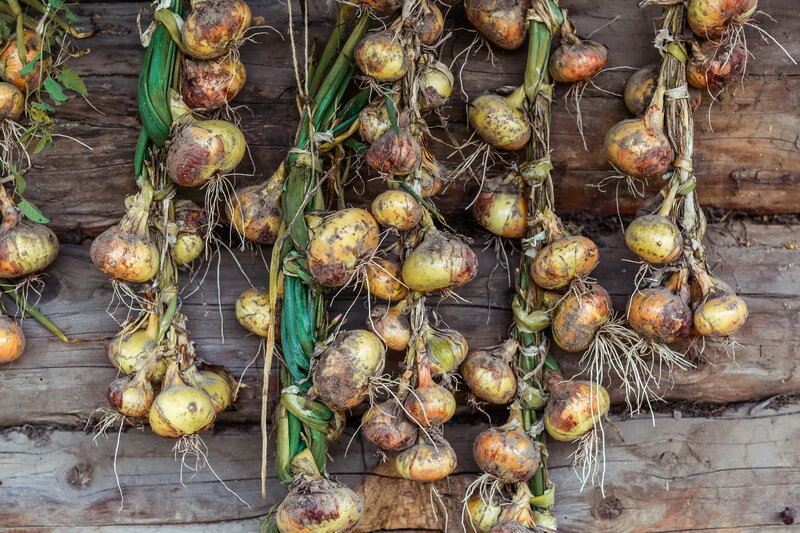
[605,113,673,179]
[551,284,613,352]
[166,119,247,187]
[625,214,684,264]
[544,370,610,442]
[108,315,166,380]
[531,235,599,290]
[395,437,457,482]
[355,30,408,82]
[235,286,273,337]
[468,87,530,151]
[404,362,456,427]
[365,258,408,301]
[0,31,50,92]
[369,304,411,351]
[227,170,283,244]
[549,34,608,83]
[181,54,247,111]
[417,60,453,109]
[465,0,530,51]
[172,199,207,266]
[0,315,25,364]
[687,40,747,92]
[694,293,748,337]
[182,0,252,60]
[466,493,503,533]
[359,0,403,13]
[472,172,527,239]
[687,0,757,40]
[107,374,154,418]
[149,363,216,438]
[401,229,478,292]
[361,400,417,451]
[628,288,692,343]
[359,104,391,144]
[424,325,468,375]
[0,201,59,279]
[0,82,24,120]
[460,339,518,405]
[366,123,423,175]
[473,420,540,483]
[311,329,386,410]
[624,65,701,116]
[307,208,380,287]
[371,189,423,231]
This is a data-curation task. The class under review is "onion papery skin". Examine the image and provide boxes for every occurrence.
[625,214,684,264]
[276,475,364,533]
[0,31,49,92]
[307,208,380,287]
[404,378,456,427]
[366,126,422,175]
[227,175,283,244]
[402,229,478,292]
[358,105,391,144]
[359,0,403,12]
[417,61,453,109]
[549,39,608,83]
[371,190,423,231]
[468,92,530,151]
[395,439,457,482]
[361,401,417,451]
[0,82,24,120]
[108,328,166,380]
[473,424,540,483]
[0,315,24,363]
[424,326,468,375]
[690,276,733,306]
[149,382,216,438]
[460,341,517,404]
[551,284,613,352]
[107,376,154,418]
[235,286,274,337]
[182,0,252,60]
[365,258,408,301]
[687,40,747,92]
[604,117,673,179]
[414,4,445,45]
[185,367,234,414]
[0,207,59,278]
[369,304,411,351]
[489,521,534,533]
[694,294,748,337]
[181,54,246,111]
[544,372,610,442]
[167,119,246,187]
[472,173,527,239]
[355,31,408,82]
[312,330,386,411]
[91,221,158,283]
[625,66,701,116]
[687,0,757,40]
[465,0,530,51]
[466,493,503,533]
[531,236,599,290]
[628,288,692,343]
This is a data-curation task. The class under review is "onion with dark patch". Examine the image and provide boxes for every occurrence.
[366,121,423,175]
[166,119,246,187]
[0,31,50,92]
[687,0,757,40]
[473,413,540,483]
[687,40,747,92]
[371,189,423,231]
[532,235,599,290]
[605,96,673,179]
[624,65,701,116]
[182,0,252,60]
[465,0,530,50]
[395,436,457,482]
[149,362,216,438]
[0,195,58,279]
[469,87,530,151]
[355,30,408,82]
[307,208,380,287]
[412,3,445,45]
[472,171,527,239]
[402,228,478,292]
[235,286,274,337]
[694,293,748,337]
[0,82,24,120]
[544,370,609,442]
[551,284,613,352]
[107,373,154,418]
[625,214,684,264]
[361,400,417,451]
[181,54,246,111]
[417,60,453,109]
[358,103,391,144]
[460,338,518,404]
[628,288,692,343]
[466,492,503,533]
[365,258,408,301]
[227,168,283,244]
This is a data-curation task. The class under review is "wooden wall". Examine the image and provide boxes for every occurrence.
[0,1,798,531]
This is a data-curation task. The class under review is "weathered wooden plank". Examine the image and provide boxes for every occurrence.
[1,403,796,530]
[19,0,800,236]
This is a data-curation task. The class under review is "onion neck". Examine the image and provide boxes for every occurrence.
[644,85,667,131]
[289,448,323,479]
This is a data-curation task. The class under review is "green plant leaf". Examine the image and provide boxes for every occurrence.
[14,171,26,195]
[59,67,87,96]
[384,92,399,134]
[43,78,69,103]
[17,200,50,224]
[18,53,42,75]
[30,101,55,114]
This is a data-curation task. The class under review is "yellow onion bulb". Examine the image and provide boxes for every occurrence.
[0,314,24,364]
[107,375,154,418]
[359,0,403,12]
[464,0,529,51]
[358,104,391,144]
[489,521,533,533]
[0,31,50,92]
[107,320,166,380]
[312,330,386,410]
[0,82,24,120]
[687,40,747,92]
[226,172,283,244]
[532,235,599,290]
[404,363,456,427]
[625,66,702,116]
[369,304,411,351]
[181,54,246,111]
[276,469,364,533]
[365,258,408,301]
[549,38,608,83]
[694,294,748,337]
[366,125,423,175]
[395,438,457,482]
[551,284,613,352]
[424,325,468,375]
[469,88,530,151]
[182,0,252,60]
[628,288,692,343]
[473,423,540,483]
[690,276,733,305]
[149,365,216,438]
[355,31,408,82]
[235,286,274,337]
[371,189,423,231]
[472,172,527,239]
[172,232,205,266]
[466,493,503,533]
[413,3,445,45]
[460,339,518,404]
[544,370,609,441]
[687,0,757,40]
[625,214,684,264]
[605,116,673,178]
[307,208,380,287]
[361,400,417,451]
[184,365,235,414]
[417,60,453,109]
[166,119,246,187]
[402,229,478,292]
[0,200,58,279]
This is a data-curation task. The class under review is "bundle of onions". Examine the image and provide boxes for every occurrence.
[687,40,747,93]
[473,408,540,483]
[166,118,246,187]
[0,314,25,364]
[149,361,217,438]
[355,30,408,82]
[465,0,530,50]
[181,0,252,60]
[306,208,380,287]
[0,31,50,92]
[181,54,247,111]
[472,171,528,239]
[548,19,608,84]
[423,324,468,375]
[395,435,457,482]
[401,227,478,292]
[404,360,456,427]
[543,370,609,442]
[550,284,613,352]
[0,191,59,279]
[369,302,411,351]
[172,199,207,266]
[468,86,530,151]
[687,0,757,40]
[624,65,701,116]
[461,338,518,405]
[361,400,417,451]
[227,165,284,244]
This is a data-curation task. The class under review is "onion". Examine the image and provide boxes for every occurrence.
[417,60,454,109]
[413,3,445,45]
[182,0,252,60]
[235,286,274,337]
[0,314,25,364]
[423,324,468,375]
[172,199,207,266]
[149,362,216,437]
[107,373,154,418]
[359,104,391,144]
[371,190,423,231]
[276,449,364,533]
[311,329,386,410]
[307,208,380,287]
[181,54,246,111]
[625,214,684,264]
[359,0,403,12]
[0,31,49,92]
[361,400,417,451]
[355,31,408,82]
[473,414,540,483]
[628,288,692,343]
[91,189,158,282]
[0,82,23,120]
[687,0,757,40]
[551,284,612,352]
[183,364,235,413]
[227,169,283,244]
[365,258,408,301]
[489,521,533,533]
[465,0,530,50]
[167,119,246,187]
[531,236,599,290]
[490,483,536,531]
[466,493,503,533]
[369,303,411,351]
[472,171,527,239]
[624,66,701,116]
[402,228,478,292]
[366,122,423,175]
[469,87,530,151]
[460,339,518,404]
[605,102,673,179]
[416,152,445,197]
[687,40,747,92]
[549,32,608,83]
[108,313,166,380]
[404,362,456,427]
[694,293,748,336]
[544,370,609,441]
[0,197,58,278]
[690,276,733,305]
[395,436,457,482]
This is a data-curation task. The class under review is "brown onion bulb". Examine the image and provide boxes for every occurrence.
[549,34,608,83]
[0,314,24,364]
[625,214,684,264]
[366,123,423,175]
[167,119,246,187]
[355,31,408,82]
[694,293,748,337]
[532,236,599,290]
[361,400,417,451]
[687,0,757,40]
[624,65,702,116]
[465,0,530,50]
[0,31,50,92]
[402,228,478,292]
[404,362,456,427]
[687,40,747,92]
[227,168,284,244]
[369,303,411,351]
[413,3,445,45]
[605,110,673,179]
[473,416,540,483]
[472,171,527,239]
[307,208,380,287]
[107,373,154,418]
[359,0,403,12]
[395,437,457,482]
[551,284,613,352]
[371,190,423,231]
[181,54,246,111]
[0,197,59,278]
[365,258,408,301]
[460,339,518,404]
[628,288,692,343]
[0,82,24,120]
[544,370,609,441]
[182,0,252,60]
[469,87,530,151]
[417,60,454,109]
